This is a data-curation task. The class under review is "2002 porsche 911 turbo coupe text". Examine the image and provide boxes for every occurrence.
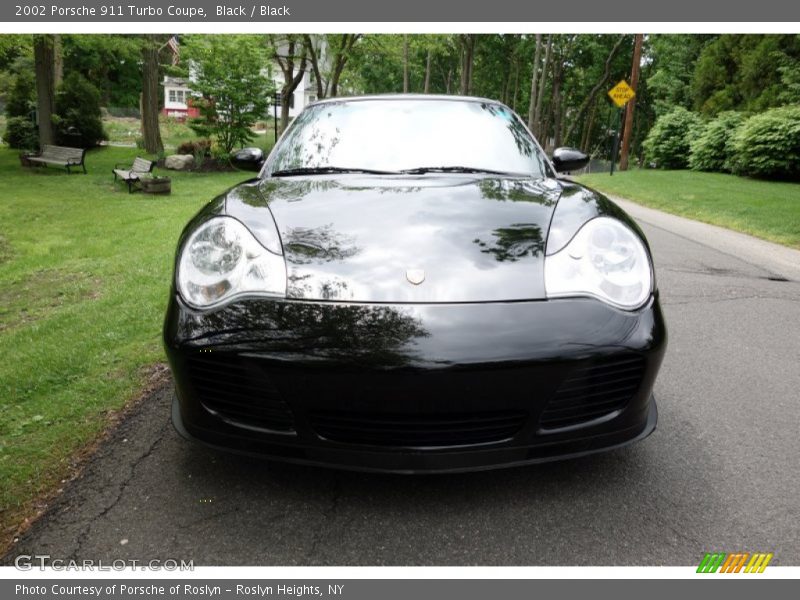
[164,95,667,473]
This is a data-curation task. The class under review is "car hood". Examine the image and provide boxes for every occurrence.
[225,175,563,303]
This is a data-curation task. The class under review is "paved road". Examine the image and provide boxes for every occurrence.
[4,199,800,566]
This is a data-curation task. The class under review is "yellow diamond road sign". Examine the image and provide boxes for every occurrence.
[608,80,635,108]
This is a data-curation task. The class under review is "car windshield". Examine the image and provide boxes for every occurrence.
[267,98,552,178]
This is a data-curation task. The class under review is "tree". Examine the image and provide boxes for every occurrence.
[304,34,361,99]
[184,35,272,154]
[692,34,800,115]
[403,35,409,93]
[646,34,712,116]
[619,34,644,171]
[532,35,552,138]
[423,47,432,93]
[64,34,142,108]
[140,35,164,154]
[5,68,35,119]
[458,34,476,95]
[527,34,543,131]
[561,35,627,145]
[54,72,106,148]
[33,35,56,147]
[269,35,308,132]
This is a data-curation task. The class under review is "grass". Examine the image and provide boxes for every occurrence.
[0,144,247,544]
[576,169,800,249]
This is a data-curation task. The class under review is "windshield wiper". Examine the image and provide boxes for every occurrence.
[399,166,513,175]
[270,166,397,177]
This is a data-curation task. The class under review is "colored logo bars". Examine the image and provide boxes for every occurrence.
[697,552,774,573]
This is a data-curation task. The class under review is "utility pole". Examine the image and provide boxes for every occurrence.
[619,34,643,171]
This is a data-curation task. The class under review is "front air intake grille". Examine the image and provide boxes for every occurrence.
[310,410,528,448]
[539,354,646,431]
[186,353,295,432]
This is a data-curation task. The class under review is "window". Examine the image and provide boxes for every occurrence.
[270,98,551,177]
[169,89,186,104]
[308,95,317,103]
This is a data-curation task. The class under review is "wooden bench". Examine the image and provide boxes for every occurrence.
[113,157,155,193]
[26,145,87,174]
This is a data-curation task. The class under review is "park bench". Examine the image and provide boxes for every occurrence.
[112,157,155,193]
[26,145,87,174]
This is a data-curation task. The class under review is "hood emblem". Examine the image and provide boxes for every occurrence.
[406,269,425,285]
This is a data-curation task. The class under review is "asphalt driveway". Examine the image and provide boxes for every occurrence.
[4,197,800,566]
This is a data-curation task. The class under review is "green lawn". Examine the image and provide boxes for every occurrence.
[576,170,800,249]
[0,145,247,545]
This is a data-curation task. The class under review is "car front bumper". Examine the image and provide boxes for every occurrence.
[164,294,667,473]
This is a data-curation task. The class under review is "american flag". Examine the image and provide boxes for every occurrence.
[167,36,180,65]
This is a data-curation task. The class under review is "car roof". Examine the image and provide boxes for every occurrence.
[309,94,506,107]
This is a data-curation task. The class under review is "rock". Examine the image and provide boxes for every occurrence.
[165,154,195,170]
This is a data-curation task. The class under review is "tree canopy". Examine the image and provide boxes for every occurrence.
[3,33,799,172]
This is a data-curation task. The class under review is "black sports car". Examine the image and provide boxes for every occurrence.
[164,95,667,473]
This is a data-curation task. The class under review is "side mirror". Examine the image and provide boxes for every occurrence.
[552,147,590,173]
[232,147,265,172]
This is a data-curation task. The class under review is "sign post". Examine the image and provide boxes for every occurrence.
[607,80,636,176]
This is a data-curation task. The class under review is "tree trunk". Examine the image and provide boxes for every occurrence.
[53,34,63,88]
[304,34,326,99]
[619,33,644,171]
[34,35,56,148]
[527,34,542,130]
[512,58,520,111]
[532,35,552,138]
[269,36,309,132]
[280,94,291,133]
[581,99,597,153]
[551,58,564,149]
[423,49,432,94]
[459,35,475,95]
[403,35,410,93]
[141,35,164,155]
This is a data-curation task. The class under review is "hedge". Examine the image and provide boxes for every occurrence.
[689,111,746,173]
[730,105,800,179]
[643,107,704,169]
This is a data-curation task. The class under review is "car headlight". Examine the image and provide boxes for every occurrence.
[545,217,653,310]
[177,216,286,309]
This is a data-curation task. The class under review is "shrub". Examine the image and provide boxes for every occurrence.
[643,107,704,169]
[730,105,800,180]
[5,71,36,119]
[54,73,106,148]
[689,111,747,173]
[177,139,212,156]
[4,116,38,151]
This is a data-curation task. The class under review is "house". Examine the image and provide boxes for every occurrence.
[161,76,199,120]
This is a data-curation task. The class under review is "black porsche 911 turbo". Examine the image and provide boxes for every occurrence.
[164,94,667,473]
